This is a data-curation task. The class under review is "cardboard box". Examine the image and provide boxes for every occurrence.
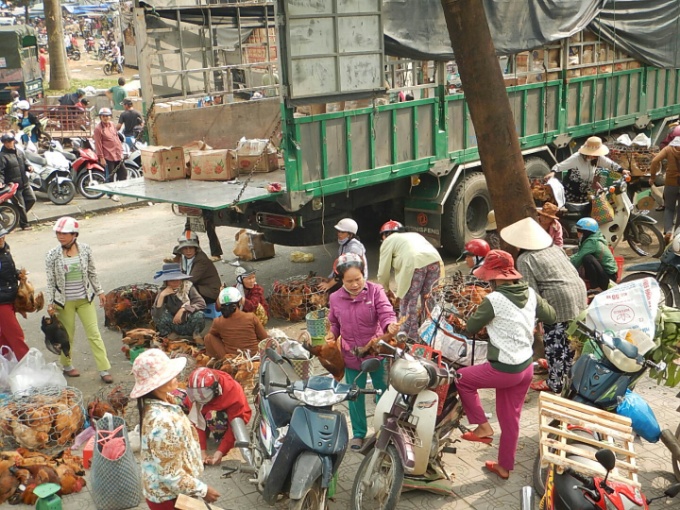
[236,139,280,173]
[155,103,172,113]
[233,229,275,261]
[141,146,186,181]
[628,61,642,70]
[169,101,184,111]
[190,149,236,181]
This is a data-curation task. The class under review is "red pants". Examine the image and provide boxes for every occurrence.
[456,362,533,471]
[0,304,28,360]
[146,499,177,510]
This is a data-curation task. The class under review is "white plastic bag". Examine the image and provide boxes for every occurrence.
[9,347,67,393]
[0,346,18,393]
[281,340,310,360]
[127,425,141,453]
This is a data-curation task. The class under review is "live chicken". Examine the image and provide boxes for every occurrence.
[303,337,345,381]
[41,311,70,357]
[14,268,44,318]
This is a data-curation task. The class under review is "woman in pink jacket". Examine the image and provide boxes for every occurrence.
[326,254,399,450]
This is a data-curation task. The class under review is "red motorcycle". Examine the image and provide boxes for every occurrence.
[71,139,106,199]
[85,37,96,53]
[0,183,21,233]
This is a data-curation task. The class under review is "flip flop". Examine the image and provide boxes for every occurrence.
[484,461,509,480]
[350,438,364,450]
[63,368,80,377]
[461,431,493,445]
[530,380,551,392]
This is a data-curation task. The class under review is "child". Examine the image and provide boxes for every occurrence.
[234,265,269,326]
[536,202,564,247]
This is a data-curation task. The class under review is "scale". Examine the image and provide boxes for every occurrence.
[33,483,62,510]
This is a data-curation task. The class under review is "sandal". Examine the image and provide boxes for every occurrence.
[484,461,509,480]
[350,438,364,450]
[536,358,549,370]
[530,380,551,392]
[461,431,493,445]
[100,374,114,384]
[63,368,80,377]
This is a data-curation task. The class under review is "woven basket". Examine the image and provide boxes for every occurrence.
[257,338,312,380]
[306,308,329,338]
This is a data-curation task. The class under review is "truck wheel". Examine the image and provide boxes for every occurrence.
[442,172,491,256]
[525,157,551,179]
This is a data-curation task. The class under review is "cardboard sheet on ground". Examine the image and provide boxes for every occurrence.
[175,494,226,510]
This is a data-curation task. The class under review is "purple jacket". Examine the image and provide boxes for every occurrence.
[328,281,396,370]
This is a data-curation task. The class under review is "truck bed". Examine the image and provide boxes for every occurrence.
[91,172,286,210]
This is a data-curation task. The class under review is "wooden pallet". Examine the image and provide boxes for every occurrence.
[538,392,639,488]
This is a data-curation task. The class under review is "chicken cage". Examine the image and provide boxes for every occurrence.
[269,274,329,322]
[104,284,159,331]
[0,386,85,455]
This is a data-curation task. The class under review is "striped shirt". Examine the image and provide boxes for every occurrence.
[516,246,587,323]
[64,256,87,301]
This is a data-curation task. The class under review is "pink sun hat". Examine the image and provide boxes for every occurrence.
[130,349,186,399]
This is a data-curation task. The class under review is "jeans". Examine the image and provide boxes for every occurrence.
[15,185,36,228]
[57,298,111,371]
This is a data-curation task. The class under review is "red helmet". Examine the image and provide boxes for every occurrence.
[463,239,490,258]
[379,220,403,235]
[187,367,219,403]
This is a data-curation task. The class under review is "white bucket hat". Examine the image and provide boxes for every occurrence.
[130,349,186,398]
[500,217,553,251]
[486,210,497,231]
[578,136,609,157]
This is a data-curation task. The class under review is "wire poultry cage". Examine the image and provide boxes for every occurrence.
[269,274,329,322]
[104,283,159,331]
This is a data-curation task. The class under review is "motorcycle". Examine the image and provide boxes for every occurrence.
[0,183,21,232]
[96,41,107,61]
[223,348,380,510]
[103,55,124,75]
[556,176,664,258]
[85,37,95,53]
[66,46,81,61]
[350,335,463,510]
[621,235,680,306]
[540,443,680,510]
[24,150,76,205]
[71,138,106,200]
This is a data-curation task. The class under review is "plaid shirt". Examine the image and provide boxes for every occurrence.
[516,245,587,323]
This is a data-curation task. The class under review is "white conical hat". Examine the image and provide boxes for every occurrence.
[500,217,553,250]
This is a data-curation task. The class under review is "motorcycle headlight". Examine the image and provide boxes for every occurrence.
[619,181,627,192]
[293,388,347,407]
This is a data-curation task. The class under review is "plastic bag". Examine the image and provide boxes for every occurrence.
[9,347,67,393]
[127,425,141,453]
[280,339,310,359]
[0,346,18,392]
[616,390,661,442]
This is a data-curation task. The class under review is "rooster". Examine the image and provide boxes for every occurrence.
[353,316,407,358]
[301,332,345,381]
[14,269,44,318]
[41,311,70,357]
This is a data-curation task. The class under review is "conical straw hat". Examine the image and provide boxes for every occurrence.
[500,217,553,250]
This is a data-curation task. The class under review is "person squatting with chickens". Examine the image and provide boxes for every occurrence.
[501,218,587,393]
[203,286,268,359]
[0,227,29,360]
[376,220,444,340]
[319,218,368,294]
[45,217,114,383]
[182,367,252,466]
[131,349,221,510]
[457,250,556,480]
[234,264,270,326]
[174,231,221,304]
[152,263,206,342]
[326,253,401,450]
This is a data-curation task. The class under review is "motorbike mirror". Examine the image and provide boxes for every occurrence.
[595,449,616,472]
[665,484,680,498]
[360,358,381,374]
[395,331,408,344]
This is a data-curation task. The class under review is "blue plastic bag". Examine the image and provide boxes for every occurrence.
[616,390,661,443]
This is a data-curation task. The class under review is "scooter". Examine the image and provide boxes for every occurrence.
[0,183,21,232]
[350,335,463,510]
[621,235,680,306]
[224,348,379,510]
[540,444,680,510]
[85,37,95,53]
[103,55,124,75]
[66,46,81,61]
[71,139,106,200]
[24,151,76,205]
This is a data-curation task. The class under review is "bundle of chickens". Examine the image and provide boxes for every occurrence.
[14,268,44,318]
[104,283,159,331]
[205,353,260,391]
[608,143,659,175]
[120,327,161,359]
[0,448,86,505]
[530,179,557,206]
[0,386,84,456]
[426,272,491,339]
[269,273,329,322]
[87,384,132,423]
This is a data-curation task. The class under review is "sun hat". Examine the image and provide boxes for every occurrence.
[500,217,553,251]
[153,263,192,282]
[537,202,559,220]
[177,231,200,249]
[473,250,522,281]
[334,218,358,234]
[578,136,609,157]
[486,210,497,231]
[130,349,186,399]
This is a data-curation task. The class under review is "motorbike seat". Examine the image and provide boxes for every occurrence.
[25,151,47,166]
[565,202,591,214]
[262,358,301,428]
[58,150,76,162]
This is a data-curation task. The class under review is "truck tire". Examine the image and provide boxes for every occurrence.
[525,157,551,179]
[442,172,491,256]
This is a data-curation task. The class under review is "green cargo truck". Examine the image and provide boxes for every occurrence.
[96,4,680,256]
[0,26,43,105]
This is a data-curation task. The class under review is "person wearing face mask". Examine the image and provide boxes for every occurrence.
[319,218,368,293]
[234,265,269,326]
[203,287,268,359]
[570,217,618,292]
[131,350,220,509]
[543,137,625,204]
[183,367,251,466]
[325,253,400,450]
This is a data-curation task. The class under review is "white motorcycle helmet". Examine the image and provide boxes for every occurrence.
[389,358,435,395]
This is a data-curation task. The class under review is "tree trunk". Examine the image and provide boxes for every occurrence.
[439,0,536,236]
[44,0,70,91]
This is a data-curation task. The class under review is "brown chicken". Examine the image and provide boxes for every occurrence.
[121,328,157,347]
[16,464,60,505]
[55,464,86,495]
[14,268,44,318]
[107,385,130,415]
[87,399,116,421]
[12,422,49,450]
[353,316,408,358]
[0,460,19,505]
[303,337,345,381]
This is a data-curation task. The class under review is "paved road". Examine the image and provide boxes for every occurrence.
[7,203,678,509]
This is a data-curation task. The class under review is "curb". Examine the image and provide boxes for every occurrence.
[28,198,150,226]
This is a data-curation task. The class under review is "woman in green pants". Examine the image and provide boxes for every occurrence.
[45,216,113,383]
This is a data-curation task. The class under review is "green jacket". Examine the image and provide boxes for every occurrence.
[570,231,618,275]
[465,282,556,373]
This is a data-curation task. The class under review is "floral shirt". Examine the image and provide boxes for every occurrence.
[141,399,207,503]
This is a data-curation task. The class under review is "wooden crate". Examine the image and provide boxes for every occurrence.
[538,392,639,488]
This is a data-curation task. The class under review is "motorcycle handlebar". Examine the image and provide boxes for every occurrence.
[564,467,596,490]
[269,381,287,389]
